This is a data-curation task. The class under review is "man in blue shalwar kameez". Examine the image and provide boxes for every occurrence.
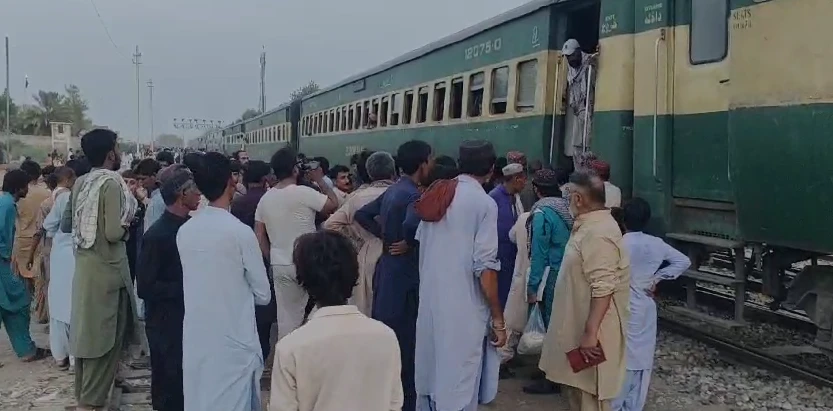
[355,140,434,411]
[0,169,45,362]
[413,140,508,411]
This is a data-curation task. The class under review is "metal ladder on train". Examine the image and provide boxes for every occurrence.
[665,232,747,328]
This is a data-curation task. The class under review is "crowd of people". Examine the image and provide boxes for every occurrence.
[0,126,694,411]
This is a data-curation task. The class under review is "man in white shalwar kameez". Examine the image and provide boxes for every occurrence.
[413,140,507,411]
[177,152,272,411]
[612,198,690,411]
[43,167,77,369]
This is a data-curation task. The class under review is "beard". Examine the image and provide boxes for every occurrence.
[111,153,122,171]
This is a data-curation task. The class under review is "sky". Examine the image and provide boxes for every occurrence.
[2,0,532,142]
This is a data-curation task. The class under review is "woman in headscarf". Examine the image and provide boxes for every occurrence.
[522,168,574,395]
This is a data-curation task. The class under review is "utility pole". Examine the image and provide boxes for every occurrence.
[4,36,10,162]
[147,79,154,152]
[259,47,266,113]
[132,46,142,155]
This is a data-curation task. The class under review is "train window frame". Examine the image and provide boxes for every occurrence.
[490,66,509,115]
[329,110,335,133]
[468,71,485,118]
[390,93,401,126]
[433,82,447,122]
[450,77,464,119]
[416,87,429,123]
[403,91,415,124]
[354,104,362,130]
[516,59,538,112]
[380,96,389,127]
[341,106,348,131]
[690,0,729,65]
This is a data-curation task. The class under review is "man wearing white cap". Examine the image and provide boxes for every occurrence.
[562,39,599,170]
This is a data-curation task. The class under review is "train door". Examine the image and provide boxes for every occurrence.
[670,0,732,204]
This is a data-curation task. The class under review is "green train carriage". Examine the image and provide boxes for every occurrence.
[224,0,833,323]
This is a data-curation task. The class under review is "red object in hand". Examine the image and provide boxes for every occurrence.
[566,345,606,373]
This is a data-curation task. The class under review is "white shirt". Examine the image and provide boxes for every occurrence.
[255,184,327,265]
[178,206,272,411]
[622,231,690,370]
[270,305,403,411]
[604,181,622,208]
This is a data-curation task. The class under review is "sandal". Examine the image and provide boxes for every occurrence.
[22,347,49,362]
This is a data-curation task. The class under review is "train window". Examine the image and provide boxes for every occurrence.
[363,101,371,128]
[403,91,414,124]
[380,97,389,127]
[433,82,447,122]
[329,110,335,133]
[347,106,354,130]
[516,60,538,112]
[341,107,348,130]
[390,93,400,126]
[690,0,728,64]
[468,72,485,117]
[490,66,509,115]
[450,78,464,119]
[336,110,342,132]
[354,105,362,130]
[417,87,429,123]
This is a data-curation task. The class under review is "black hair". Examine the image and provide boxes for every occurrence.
[533,182,561,198]
[53,166,75,183]
[133,158,161,177]
[356,150,375,183]
[396,140,432,176]
[65,158,91,177]
[312,156,330,173]
[41,165,56,179]
[424,164,459,186]
[191,152,232,201]
[435,155,457,168]
[623,197,651,232]
[232,150,246,161]
[458,141,496,177]
[131,158,141,169]
[2,169,30,194]
[554,167,570,186]
[327,165,350,180]
[244,160,271,185]
[350,153,361,166]
[569,170,606,206]
[182,152,203,171]
[155,150,175,165]
[293,230,359,307]
[270,147,298,180]
[45,174,59,190]
[80,129,118,167]
[19,160,41,182]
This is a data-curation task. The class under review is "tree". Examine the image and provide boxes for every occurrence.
[63,84,93,135]
[0,91,18,133]
[155,133,184,148]
[239,108,261,122]
[32,90,67,134]
[289,80,320,102]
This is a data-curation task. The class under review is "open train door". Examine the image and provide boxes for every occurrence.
[668,0,736,239]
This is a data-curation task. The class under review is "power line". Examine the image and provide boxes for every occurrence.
[89,0,128,59]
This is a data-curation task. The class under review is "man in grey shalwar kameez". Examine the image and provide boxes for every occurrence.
[413,140,507,411]
[178,152,271,411]
[562,39,599,170]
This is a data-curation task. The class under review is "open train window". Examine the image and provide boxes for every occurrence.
[390,93,400,126]
[450,78,464,119]
[354,105,362,130]
[341,107,348,130]
[336,110,342,132]
[329,110,335,133]
[516,59,538,112]
[490,66,509,115]
[380,97,389,127]
[468,72,484,118]
[691,0,728,64]
[363,101,370,128]
[417,87,429,123]
[347,106,354,130]
[402,92,414,124]
[433,82,446,122]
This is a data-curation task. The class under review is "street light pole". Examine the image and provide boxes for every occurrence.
[132,46,142,155]
[173,118,222,151]
[147,79,154,152]
[4,36,10,162]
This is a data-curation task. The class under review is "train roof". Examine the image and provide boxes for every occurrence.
[224,102,292,131]
[303,0,565,102]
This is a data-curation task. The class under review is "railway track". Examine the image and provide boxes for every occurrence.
[658,314,833,389]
